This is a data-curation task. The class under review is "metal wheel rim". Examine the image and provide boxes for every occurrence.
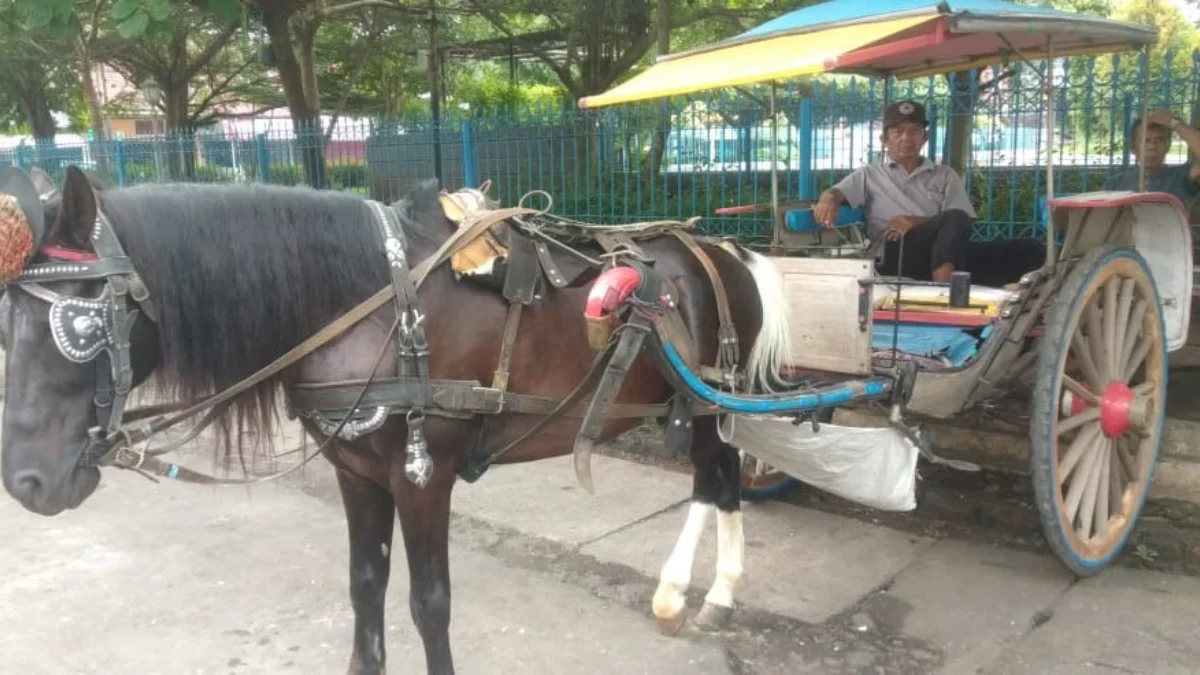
[739,451,791,488]
[1051,256,1163,561]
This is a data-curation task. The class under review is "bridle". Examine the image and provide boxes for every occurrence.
[8,203,157,468]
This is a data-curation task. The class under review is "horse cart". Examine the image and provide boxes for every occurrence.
[578,0,1188,577]
[0,0,1189,670]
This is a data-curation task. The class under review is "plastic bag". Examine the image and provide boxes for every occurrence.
[728,414,919,511]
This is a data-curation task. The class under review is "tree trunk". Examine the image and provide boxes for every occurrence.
[164,83,196,179]
[261,6,327,188]
[14,78,57,141]
[944,70,975,176]
[77,53,109,143]
[645,0,671,182]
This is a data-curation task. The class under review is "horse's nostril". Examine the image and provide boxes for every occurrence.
[11,469,46,504]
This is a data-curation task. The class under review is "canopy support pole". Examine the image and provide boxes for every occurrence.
[1043,38,1056,269]
[1138,44,1149,192]
[770,81,780,239]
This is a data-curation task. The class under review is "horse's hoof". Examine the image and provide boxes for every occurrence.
[655,608,688,636]
[694,602,734,632]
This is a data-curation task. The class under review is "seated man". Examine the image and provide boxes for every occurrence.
[814,99,1043,287]
[1103,108,1200,208]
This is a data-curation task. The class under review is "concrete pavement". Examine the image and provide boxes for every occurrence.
[3,438,1200,675]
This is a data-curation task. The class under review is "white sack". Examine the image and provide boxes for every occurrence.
[728,415,919,512]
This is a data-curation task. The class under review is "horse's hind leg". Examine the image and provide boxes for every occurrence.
[336,468,396,675]
[651,414,744,634]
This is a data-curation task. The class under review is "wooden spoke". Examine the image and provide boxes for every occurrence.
[1112,279,1135,374]
[1059,423,1101,482]
[1085,297,1109,384]
[1093,439,1112,538]
[1059,407,1100,436]
[1109,445,1123,517]
[1063,374,1100,405]
[1132,381,1155,396]
[1116,435,1139,483]
[1123,338,1151,383]
[1076,438,1107,538]
[1102,277,1119,376]
[1064,433,1104,525]
[1070,330,1105,392]
[1118,298,1147,377]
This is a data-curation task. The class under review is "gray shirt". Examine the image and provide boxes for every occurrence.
[833,158,977,235]
[1102,162,1200,206]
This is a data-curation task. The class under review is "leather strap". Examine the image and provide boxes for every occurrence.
[491,302,523,394]
[670,230,740,381]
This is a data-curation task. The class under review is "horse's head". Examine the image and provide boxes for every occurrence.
[1,166,160,516]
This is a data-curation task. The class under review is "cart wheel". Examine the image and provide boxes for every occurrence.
[739,456,800,502]
[1031,245,1166,577]
[737,409,833,502]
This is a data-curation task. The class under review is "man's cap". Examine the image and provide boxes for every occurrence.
[883,100,928,130]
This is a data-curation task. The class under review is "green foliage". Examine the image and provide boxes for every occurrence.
[327,162,367,189]
[192,163,237,182]
[268,164,304,186]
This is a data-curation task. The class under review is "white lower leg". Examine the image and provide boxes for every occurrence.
[703,509,744,609]
[652,502,713,621]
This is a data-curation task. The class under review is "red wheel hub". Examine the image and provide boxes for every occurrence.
[1099,381,1135,439]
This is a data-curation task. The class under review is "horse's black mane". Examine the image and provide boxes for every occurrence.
[95,178,447,462]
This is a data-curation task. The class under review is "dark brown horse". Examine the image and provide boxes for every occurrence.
[0,165,793,674]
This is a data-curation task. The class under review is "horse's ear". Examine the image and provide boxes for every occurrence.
[29,167,57,199]
[49,166,97,250]
[478,178,492,195]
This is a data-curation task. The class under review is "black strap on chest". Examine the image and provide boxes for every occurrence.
[366,200,435,486]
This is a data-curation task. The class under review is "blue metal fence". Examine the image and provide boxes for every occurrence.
[2,50,1196,242]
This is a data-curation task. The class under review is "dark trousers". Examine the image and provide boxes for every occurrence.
[876,209,1046,287]
[877,209,972,281]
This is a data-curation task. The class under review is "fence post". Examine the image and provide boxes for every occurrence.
[255,133,271,184]
[797,98,814,200]
[115,140,127,187]
[928,102,939,164]
[14,143,30,170]
[461,119,477,188]
[1122,93,1133,168]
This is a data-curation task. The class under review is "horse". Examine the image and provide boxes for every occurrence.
[0,165,792,675]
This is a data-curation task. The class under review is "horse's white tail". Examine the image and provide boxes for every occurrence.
[737,246,794,394]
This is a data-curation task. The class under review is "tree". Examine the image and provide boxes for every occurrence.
[464,0,809,99]
[242,0,432,187]
[102,3,279,133]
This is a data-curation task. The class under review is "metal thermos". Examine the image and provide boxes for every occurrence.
[949,271,971,308]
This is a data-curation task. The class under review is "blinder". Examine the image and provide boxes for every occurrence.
[8,205,156,467]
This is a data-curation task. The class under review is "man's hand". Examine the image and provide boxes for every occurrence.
[1145,108,1178,129]
[885,215,922,240]
[814,188,844,229]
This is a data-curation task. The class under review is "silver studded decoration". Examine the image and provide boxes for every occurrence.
[404,416,434,488]
[304,406,389,442]
[49,296,111,363]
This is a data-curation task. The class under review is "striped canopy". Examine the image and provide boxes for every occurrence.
[579,0,1158,109]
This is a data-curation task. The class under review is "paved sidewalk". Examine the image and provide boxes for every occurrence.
[2,443,1199,674]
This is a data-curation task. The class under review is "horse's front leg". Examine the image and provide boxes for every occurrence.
[393,455,457,675]
[336,467,396,675]
[651,415,745,634]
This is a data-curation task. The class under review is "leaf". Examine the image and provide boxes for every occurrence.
[117,9,151,38]
[146,0,172,22]
[110,0,140,21]
[195,0,244,23]
[23,2,57,27]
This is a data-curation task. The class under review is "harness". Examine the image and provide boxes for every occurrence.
[8,189,742,489]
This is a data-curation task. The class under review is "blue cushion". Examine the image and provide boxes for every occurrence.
[785,205,865,233]
[1036,193,1078,224]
